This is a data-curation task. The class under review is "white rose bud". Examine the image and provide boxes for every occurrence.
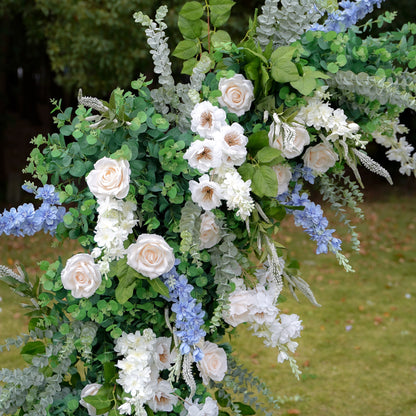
[218,74,254,116]
[197,341,228,385]
[61,253,102,298]
[80,384,107,416]
[199,211,221,249]
[126,234,175,279]
[303,142,338,174]
[271,165,292,195]
[86,157,130,199]
[269,124,310,159]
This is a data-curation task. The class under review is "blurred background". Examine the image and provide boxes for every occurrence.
[0,0,415,207]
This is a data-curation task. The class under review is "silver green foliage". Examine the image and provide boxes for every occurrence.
[218,356,303,415]
[318,172,364,253]
[283,271,321,307]
[353,148,393,185]
[256,0,321,49]
[179,201,203,264]
[0,322,97,416]
[329,70,416,110]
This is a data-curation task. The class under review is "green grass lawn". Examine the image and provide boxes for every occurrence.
[1,187,415,415]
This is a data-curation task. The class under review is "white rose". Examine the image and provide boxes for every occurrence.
[268,123,310,159]
[271,165,292,195]
[222,289,253,327]
[218,74,254,116]
[61,253,102,298]
[303,142,338,174]
[86,157,130,199]
[80,383,107,416]
[197,341,228,385]
[148,379,178,413]
[126,234,175,279]
[199,211,221,249]
[189,175,223,211]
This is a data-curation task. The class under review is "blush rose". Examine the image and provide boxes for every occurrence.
[126,234,175,279]
[61,253,102,298]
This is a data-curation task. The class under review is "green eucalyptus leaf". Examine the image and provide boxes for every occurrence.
[69,160,87,177]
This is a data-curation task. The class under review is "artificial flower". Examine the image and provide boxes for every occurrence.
[199,211,221,249]
[190,101,227,139]
[303,142,338,174]
[189,175,223,211]
[197,341,228,385]
[126,234,175,279]
[61,253,102,298]
[218,74,254,116]
[86,157,131,199]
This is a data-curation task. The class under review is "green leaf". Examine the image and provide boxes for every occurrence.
[247,130,269,152]
[147,278,169,298]
[20,341,46,364]
[256,146,283,165]
[238,163,256,182]
[111,144,132,161]
[270,46,300,83]
[115,272,137,304]
[234,402,256,415]
[182,57,198,75]
[178,16,203,39]
[211,30,232,49]
[69,160,87,177]
[210,0,235,27]
[251,165,278,198]
[172,39,199,60]
[327,62,339,73]
[179,1,204,20]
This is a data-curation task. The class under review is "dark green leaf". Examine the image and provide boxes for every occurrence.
[179,1,204,20]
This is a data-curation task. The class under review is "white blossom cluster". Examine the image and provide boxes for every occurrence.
[185,100,254,221]
[92,197,138,275]
[296,91,363,145]
[115,329,178,416]
[372,118,416,176]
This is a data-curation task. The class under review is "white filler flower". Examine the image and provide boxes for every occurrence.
[61,253,102,298]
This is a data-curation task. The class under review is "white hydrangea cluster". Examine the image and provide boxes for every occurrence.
[373,118,416,176]
[115,329,178,416]
[296,90,363,145]
[186,95,254,222]
[92,197,138,275]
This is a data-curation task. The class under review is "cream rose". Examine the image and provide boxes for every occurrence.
[222,289,252,327]
[268,124,310,159]
[86,157,130,199]
[303,142,338,174]
[197,341,228,385]
[61,253,102,298]
[80,383,107,416]
[126,234,175,279]
[199,211,221,249]
[272,165,292,195]
[218,74,254,116]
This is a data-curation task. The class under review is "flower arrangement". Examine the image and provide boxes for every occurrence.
[0,0,415,415]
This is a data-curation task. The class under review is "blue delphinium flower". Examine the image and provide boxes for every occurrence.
[162,265,206,361]
[278,182,342,255]
[311,0,385,32]
[0,184,65,237]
